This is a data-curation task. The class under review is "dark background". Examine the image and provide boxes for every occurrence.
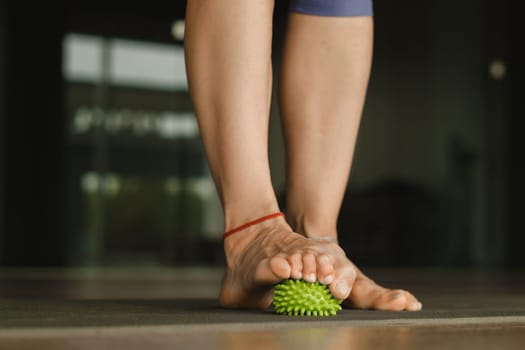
[0,1,523,268]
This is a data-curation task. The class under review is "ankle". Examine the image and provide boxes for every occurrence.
[223,212,286,238]
[287,212,338,241]
[223,196,280,232]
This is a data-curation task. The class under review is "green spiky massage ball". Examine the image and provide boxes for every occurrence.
[273,279,342,316]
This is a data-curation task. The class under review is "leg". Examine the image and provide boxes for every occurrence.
[184,0,355,309]
[280,12,422,311]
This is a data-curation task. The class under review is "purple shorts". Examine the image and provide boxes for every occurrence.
[289,0,373,17]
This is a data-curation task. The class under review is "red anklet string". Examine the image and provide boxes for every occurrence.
[223,212,285,239]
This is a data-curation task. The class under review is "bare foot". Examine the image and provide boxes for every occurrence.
[332,254,422,311]
[220,218,356,309]
[344,269,422,311]
[301,237,422,311]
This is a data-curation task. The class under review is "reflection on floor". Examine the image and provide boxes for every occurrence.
[1,268,524,349]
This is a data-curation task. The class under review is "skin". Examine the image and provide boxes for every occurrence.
[280,13,421,311]
[184,0,422,311]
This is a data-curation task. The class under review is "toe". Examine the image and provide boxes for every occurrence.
[330,266,356,300]
[374,289,420,311]
[269,255,291,280]
[378,290,409,311]
[402,291,422,311]
[287,253,303,280]
[302,253,317,283]
[316,254,334,284]
[254,255,291,284]
[406,300,423,311]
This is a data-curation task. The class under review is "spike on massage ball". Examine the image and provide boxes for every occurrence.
[273,279,343,316]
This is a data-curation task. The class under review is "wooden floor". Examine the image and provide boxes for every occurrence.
[1,267,524,349]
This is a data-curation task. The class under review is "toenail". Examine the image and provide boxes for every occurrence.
[393,292,404,299]
[323,275,334,284]
[305,273,316,283]
[411,302,422,310]
[335,281,350,298]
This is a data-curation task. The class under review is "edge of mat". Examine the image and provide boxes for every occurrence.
[1,316,525,338]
